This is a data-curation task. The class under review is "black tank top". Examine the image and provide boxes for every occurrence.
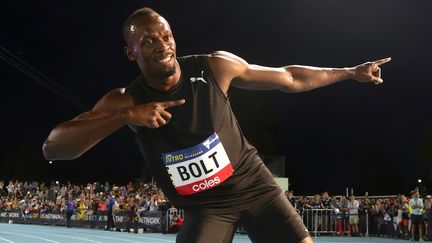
[126,55,280,213]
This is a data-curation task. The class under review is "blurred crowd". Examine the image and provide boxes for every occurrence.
[2,179,431,240]
[0,179,172,219]
[286,190,432,241]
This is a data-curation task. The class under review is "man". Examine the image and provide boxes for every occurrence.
[338,195,350,236]
[42,7,390,243]
[286,190,297,209]
[425,195,432,240]
[169,213,184,233]
[321,191,332,209]
[65,197,74,228]
[105,195,115,230]
[347,194,359,236]
[410,191,425,241]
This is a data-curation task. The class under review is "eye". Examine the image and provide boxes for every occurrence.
[142,39,153,47]
[163,35,172,42]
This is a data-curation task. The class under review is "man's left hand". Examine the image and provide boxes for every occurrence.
[353,57,392,85]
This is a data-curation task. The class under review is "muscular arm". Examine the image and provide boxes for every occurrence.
[207,51,391,95]
[42,88,133,160]
[43,88,185,161]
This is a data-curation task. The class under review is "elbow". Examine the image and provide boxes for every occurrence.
[279,80,303,93]
[280,70,302,93]
[42,140,81,161]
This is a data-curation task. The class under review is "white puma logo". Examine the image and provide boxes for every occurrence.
[190,70,207,84]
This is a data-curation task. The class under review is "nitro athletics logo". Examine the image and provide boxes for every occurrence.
[164,154,184,163]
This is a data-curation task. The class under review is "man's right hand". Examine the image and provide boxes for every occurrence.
[125,99,185,128]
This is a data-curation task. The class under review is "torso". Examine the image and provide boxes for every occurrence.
[126,55,280,213]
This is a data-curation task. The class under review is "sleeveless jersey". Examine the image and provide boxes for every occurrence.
[126,55,280,213]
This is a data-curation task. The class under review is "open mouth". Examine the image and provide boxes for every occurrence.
[155,53,174,64]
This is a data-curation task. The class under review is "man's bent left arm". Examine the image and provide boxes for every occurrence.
[207,51,391,94]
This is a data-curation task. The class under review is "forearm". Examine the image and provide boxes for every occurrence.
[285,65,355,92]
[42,109,129,160]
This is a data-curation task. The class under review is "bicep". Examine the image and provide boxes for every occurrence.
[232,64,294,91]
[72,88,133,120]
[208,51,295,93]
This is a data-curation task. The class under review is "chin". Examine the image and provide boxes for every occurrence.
[154,65,177,78]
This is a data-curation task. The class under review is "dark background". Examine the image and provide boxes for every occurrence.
[1,0,432,196]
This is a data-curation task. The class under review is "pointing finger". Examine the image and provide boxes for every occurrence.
[160,99,186,109]
[373,57,392,66]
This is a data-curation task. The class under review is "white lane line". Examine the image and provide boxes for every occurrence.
[120,234,175,243]
[8,229,102,243]
[0,231,59,243]
[0,237,14,243]
[75,233,142,243]
[78,232,174,243]
[34,231,175,243]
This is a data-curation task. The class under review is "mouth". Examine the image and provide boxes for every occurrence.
[155,53,174,64]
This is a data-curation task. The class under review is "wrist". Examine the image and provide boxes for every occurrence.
[116,107,132,125]
[343,67,356,80]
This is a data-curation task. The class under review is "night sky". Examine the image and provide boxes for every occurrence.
[1,0,432,196]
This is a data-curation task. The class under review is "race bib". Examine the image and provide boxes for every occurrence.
[161,133,233,196]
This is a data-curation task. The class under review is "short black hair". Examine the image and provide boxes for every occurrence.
[122,7,160,43]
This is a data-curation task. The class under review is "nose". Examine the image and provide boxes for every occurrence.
[155,38,170,52]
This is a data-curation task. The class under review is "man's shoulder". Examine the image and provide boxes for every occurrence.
[93,88,133,113]
[176,54,212,77]
[177,54,210,67]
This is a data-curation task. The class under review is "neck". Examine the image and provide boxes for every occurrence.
[143,61,181,92]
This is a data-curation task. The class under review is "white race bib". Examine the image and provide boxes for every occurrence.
[161,133,233,196]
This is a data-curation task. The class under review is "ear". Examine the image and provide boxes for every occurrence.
[124,46,136,61]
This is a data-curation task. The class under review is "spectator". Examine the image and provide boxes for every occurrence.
[339,195,349,234]
[384,198,398,237]
[105,195,115,230]
[0,180,4,196]
[7,180,14,196]
[330,195,339,209]
[77,199,86,220]
[348,195,359,236]
[400,196,410,239]
[286,191,297,209]
[409,191,424,241]
[296,195,305,212]
[321,191,332,209]
[169,213,184,233]
[425,195,432,240]
[358,199,368,236]
[311,194,323,209]
[65,197,75,228]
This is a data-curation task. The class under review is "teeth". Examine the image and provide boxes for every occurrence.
[157,55,172,63]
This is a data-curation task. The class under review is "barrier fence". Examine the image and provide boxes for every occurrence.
[0,208,408,239]
[234,209,369,237]
[301,209,368,238]
[0,210,165,232]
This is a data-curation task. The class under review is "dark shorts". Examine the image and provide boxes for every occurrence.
[411,214,424,225]
[176,192,310,243]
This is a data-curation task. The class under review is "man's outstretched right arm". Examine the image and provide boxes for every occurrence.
[43,88,185,161]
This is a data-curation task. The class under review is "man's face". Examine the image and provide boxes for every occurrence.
[125,14,177,78]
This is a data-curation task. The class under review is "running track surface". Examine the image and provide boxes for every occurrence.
[0,223,413,243]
